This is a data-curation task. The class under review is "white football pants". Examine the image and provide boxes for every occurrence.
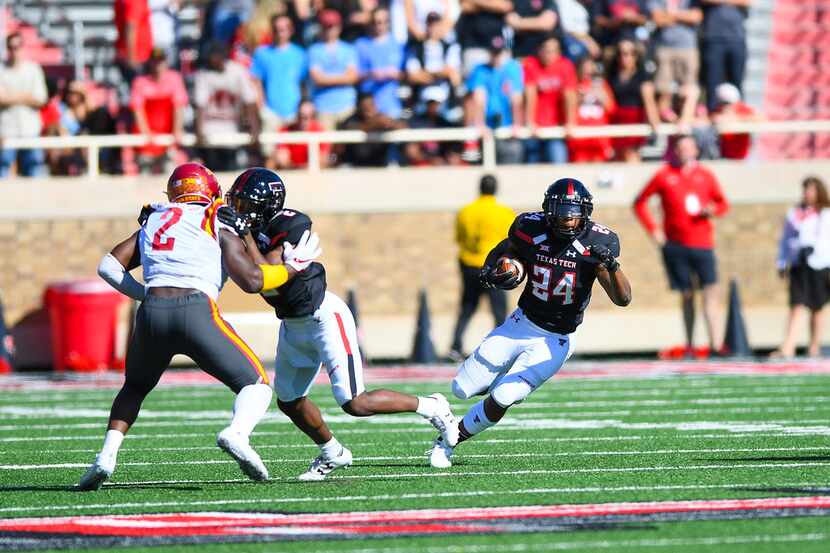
[452,308,575,407]
[275,292,365,406]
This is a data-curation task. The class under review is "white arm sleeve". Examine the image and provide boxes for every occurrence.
[97,253,145,301]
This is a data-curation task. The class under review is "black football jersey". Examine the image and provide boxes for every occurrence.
[254,209,327,319]
[508,212,621,334]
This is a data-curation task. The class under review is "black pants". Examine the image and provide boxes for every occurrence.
[451,262,507,352]
[125,293,268,395]
[703,38,747,111]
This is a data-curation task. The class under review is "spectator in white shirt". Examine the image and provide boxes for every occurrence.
[406,11,462,112]
[0,32,47,177]
[773,176,830,358]
[556,0,600,60]
[194,41,260,171]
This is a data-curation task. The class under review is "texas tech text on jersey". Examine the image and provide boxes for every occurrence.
[508,211,621,335]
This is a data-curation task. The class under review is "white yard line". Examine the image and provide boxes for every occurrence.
[0,481,826,515]
[0,432,816,456]
[341,533,830,553]
[2,418,829,442]
[5,392,828,411]
[2,445,827,471]
[2,403,828,428]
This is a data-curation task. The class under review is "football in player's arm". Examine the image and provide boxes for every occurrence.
[481,231,631,308]
[428,177,631,468]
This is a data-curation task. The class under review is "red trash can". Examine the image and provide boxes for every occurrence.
[44,280,128,372]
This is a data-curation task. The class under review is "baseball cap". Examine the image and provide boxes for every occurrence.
[319,9,342,27]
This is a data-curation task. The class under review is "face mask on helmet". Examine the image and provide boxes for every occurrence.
[226,193,276,232]
[225,168,286,233]
[545,198,589,238]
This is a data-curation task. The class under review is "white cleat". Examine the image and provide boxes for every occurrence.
[77,453,115,491]
[428,436,454,469]
[217,428,269,481]
[424,393,459,447]
[298,447,353,481]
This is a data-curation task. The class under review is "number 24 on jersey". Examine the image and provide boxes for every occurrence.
[531,266,575,305]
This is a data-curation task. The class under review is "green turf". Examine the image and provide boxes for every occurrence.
[1,372,829,552]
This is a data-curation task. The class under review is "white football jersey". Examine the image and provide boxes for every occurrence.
[139,201,231,300]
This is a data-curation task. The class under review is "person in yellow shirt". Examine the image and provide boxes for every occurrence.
[450,175,516,360]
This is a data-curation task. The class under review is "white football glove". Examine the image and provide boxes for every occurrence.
[282,230,322,272]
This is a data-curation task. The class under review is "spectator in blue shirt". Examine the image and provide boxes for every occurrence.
[356,8,404,119]
[308,9,360,129]
[250,15,307,126]
[465,36,525,163]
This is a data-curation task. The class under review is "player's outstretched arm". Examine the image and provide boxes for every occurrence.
[219,229,321,293]
[98,231,145,300]
[596,265,632,307]
[220,229,283,293]
[591,244,632,307]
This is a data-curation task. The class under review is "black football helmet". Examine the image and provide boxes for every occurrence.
[542,177,594,238]
[225,168,286,232]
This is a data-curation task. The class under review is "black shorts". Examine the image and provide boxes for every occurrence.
[789,264,830,310]
[661,242,718,291]
[125,292,269,394]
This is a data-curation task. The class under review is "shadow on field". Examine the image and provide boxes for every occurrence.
[700,454,830,462]
[0,485,78,492]
[735,486,830,495]
[0,483,202,493]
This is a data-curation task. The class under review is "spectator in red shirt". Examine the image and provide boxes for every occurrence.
[633,135,730,356]
[710,82,760,160]
[130,48,188,174]
[271,100,332,169]
[114,0,154,85]
[523,35,577,164]
[568,56,616,163]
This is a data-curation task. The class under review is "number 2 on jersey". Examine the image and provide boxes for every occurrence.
[531,265,575,305]
[152,207,183,251]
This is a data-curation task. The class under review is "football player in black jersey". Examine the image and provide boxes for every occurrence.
[428,177,632,468]
[221,168,459,480]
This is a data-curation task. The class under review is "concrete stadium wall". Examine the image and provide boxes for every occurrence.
[4,160,830,361]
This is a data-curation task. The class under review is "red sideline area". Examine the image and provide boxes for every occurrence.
[0,496,829,537]
[1,360,829,391]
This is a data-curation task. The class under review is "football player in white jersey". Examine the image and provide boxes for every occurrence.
[78,163,321,491]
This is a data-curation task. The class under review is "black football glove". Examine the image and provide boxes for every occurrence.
[590,244,620,272]
[137,204,155,226]
[217,205,250,238]
[479,266,496,289]
[480,264,522,290]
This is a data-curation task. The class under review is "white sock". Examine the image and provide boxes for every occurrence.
[229,384,273,437]
[461,400,496,438]
[320,437,343,459]
[100,429,124,459]
[415,395,438,417]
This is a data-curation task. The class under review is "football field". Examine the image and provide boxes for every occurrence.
[0,361,829,553]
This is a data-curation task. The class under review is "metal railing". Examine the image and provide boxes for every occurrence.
[4,119,830,177]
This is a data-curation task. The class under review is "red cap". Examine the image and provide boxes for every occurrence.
[319,9,342,27]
